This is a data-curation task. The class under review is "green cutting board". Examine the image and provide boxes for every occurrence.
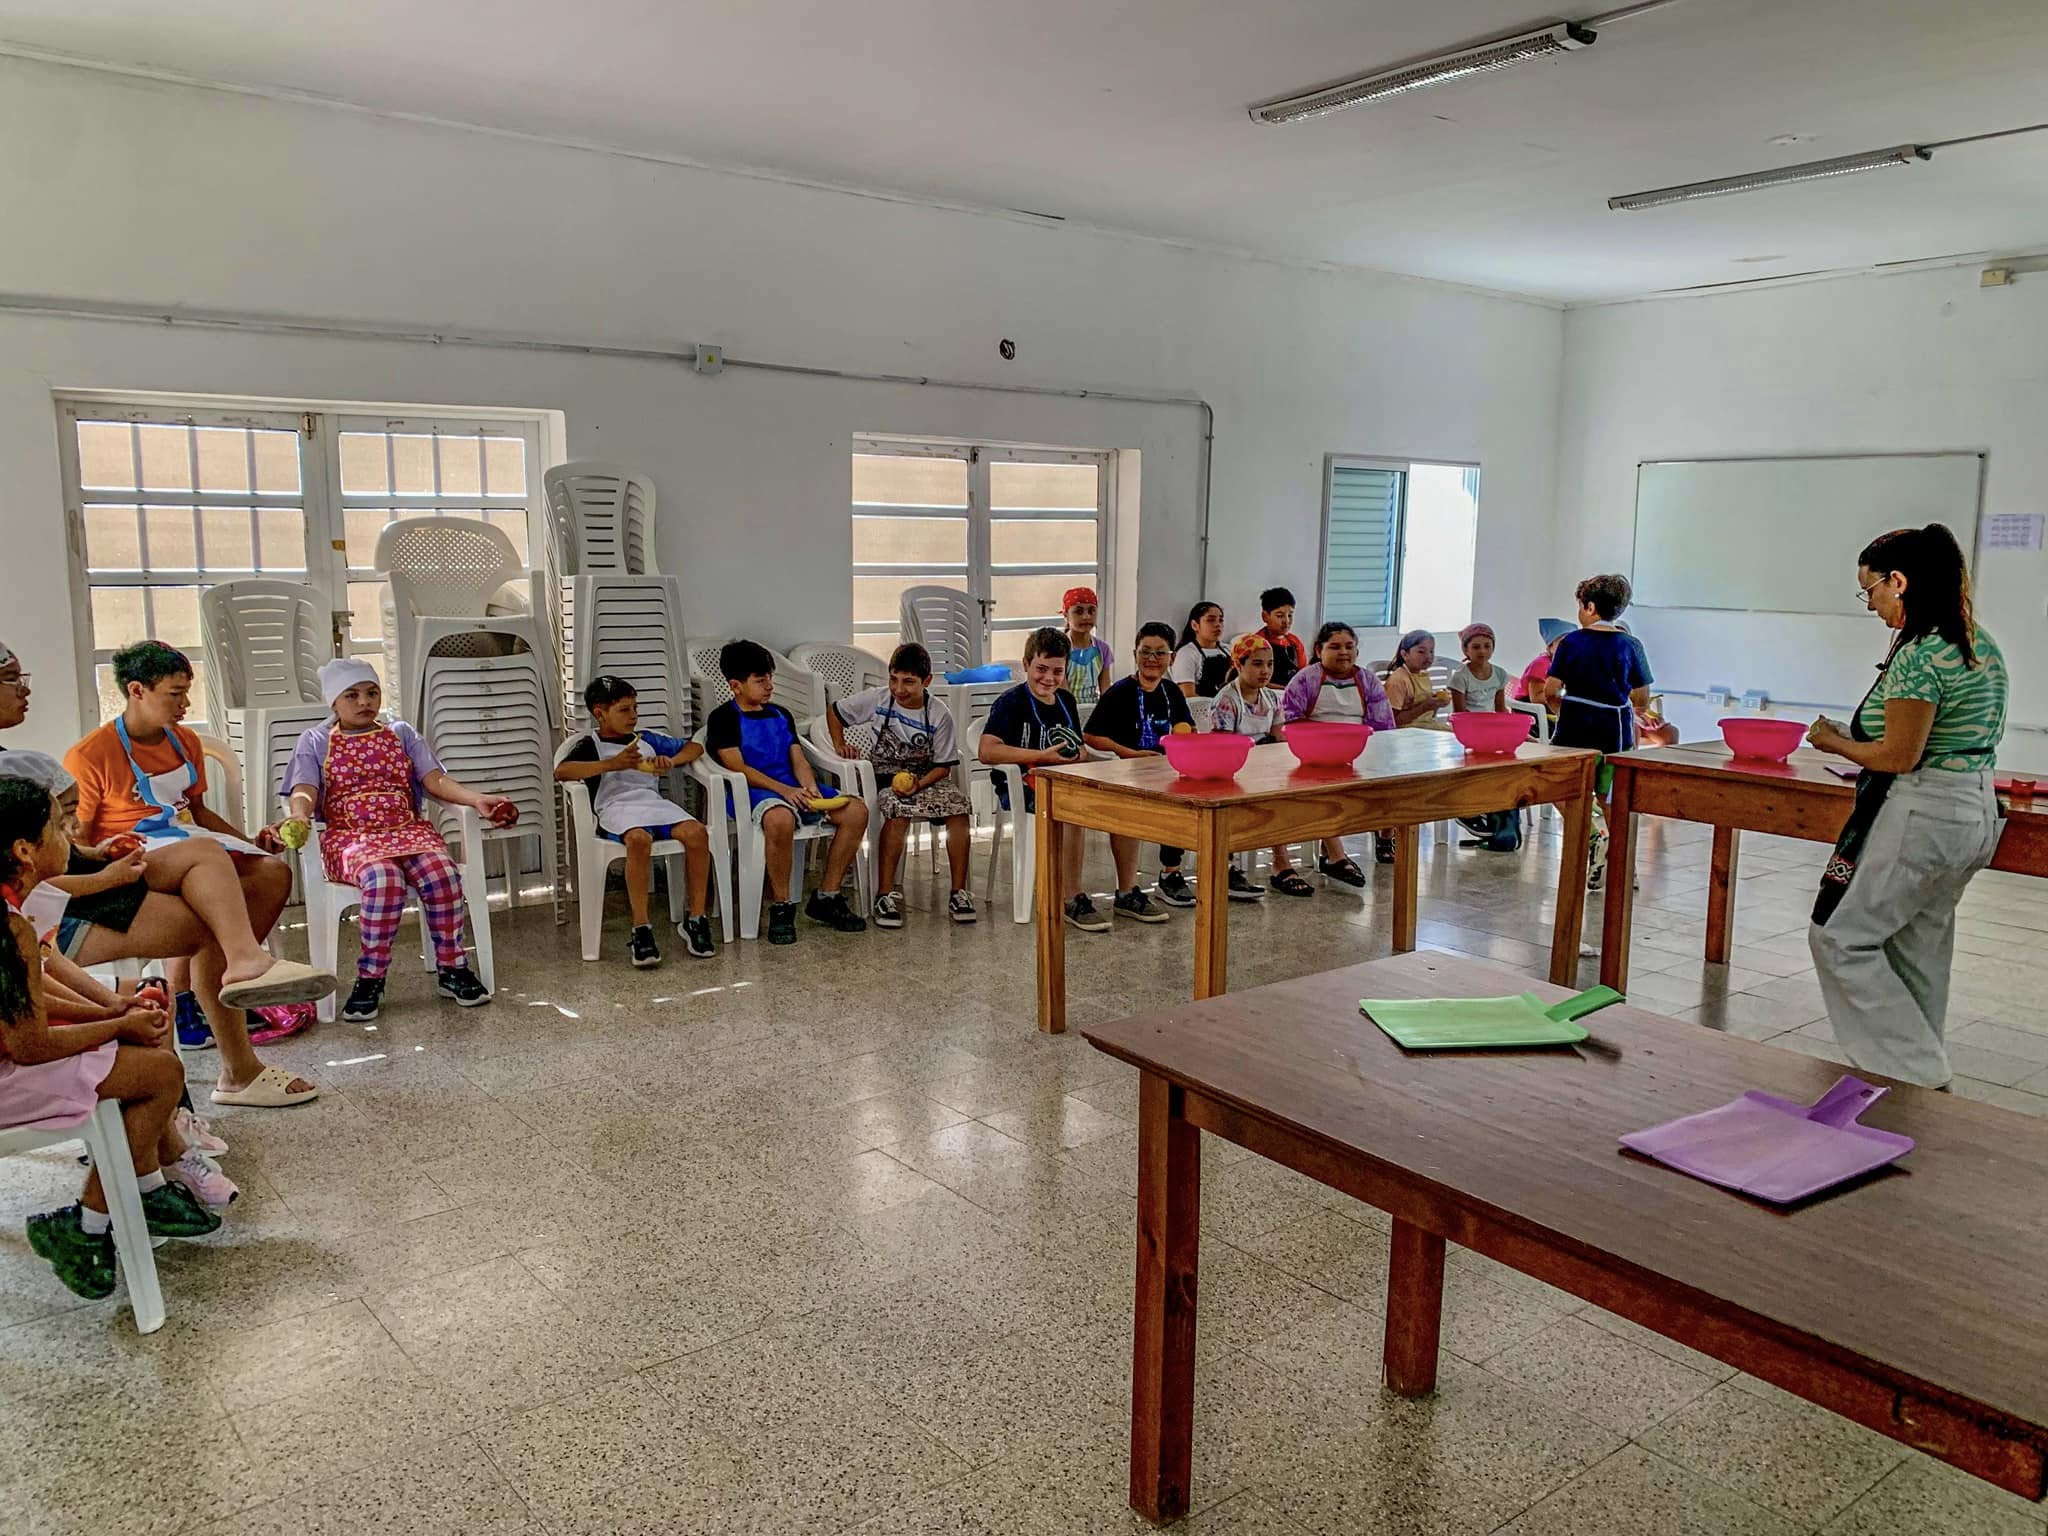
[1360,986,1623,1050]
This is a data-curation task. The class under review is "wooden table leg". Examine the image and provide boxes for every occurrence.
[1383,1217,1446,1397]
[1391,823,1420,954]
[1597,765,1635,992]
[1131,1071,1201,1524]
[1550,768,1593,987]
[1705,826,1741,965]
[1036,777,1066,1034]
[1192,810,1227,1000]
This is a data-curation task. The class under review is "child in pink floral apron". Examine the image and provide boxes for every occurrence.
[272,659,518,1023]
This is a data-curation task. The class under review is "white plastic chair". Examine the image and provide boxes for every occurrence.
[688,722,870,941]
[376,518,555,728]
[899,586,980,672]
[682,637,828,726]
[200,579,333,829]
[0,1103,164,1333]
[554,738,733,956]
[964,720,1035,925]
[567,576,689,735]
[418,653,561,912]
[544,462,658,577]
[787,643,890,706]
[298,805,495,1022]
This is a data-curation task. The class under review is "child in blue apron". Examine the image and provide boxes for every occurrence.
[1543,575,1654,888]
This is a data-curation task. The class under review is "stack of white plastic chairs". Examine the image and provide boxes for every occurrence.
[898,585,981,672]
[380,516,561,908]
[199,578,332,833]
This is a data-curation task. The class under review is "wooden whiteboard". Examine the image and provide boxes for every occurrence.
[1631,454,1983,614]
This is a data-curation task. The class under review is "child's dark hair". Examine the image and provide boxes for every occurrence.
[1022,627,1071,663]
[719,639,776,684]
[0,779,57,1024]
[1312,620,1357,652]
[1859,523,1979,668]
[583,674,638,710]
[1176,602,1223,650]
[1135,621,1177,652]
[1260,586,1295,613]
[112,640,193,695]
[888,643,933,680]
[1575,574,1632,622]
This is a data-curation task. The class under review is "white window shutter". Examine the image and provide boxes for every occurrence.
[1324,464,1403,628]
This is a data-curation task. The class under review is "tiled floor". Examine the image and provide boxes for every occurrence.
[4,812,2046,1535]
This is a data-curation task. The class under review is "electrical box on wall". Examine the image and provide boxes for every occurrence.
[1741,689,1770,712]
[694,345,724,376]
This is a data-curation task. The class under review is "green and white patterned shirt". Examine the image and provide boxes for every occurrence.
[1856,626,2007,772]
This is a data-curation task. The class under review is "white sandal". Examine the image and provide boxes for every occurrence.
[210,1065,320,1109]
[217,960,338,1010]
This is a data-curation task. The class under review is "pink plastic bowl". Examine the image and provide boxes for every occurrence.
[1281,719,1373,767]
[1450,712,1535,755]
[1719,717,1806,763]
[1161,731,1254,779]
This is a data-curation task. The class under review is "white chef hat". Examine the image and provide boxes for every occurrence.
[319,657,381,708]
[0,750,74,795]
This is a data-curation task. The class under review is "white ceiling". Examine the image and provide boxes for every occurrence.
[4,0,2046,302]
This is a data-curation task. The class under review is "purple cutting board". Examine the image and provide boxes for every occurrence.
[1619,1076,1915,1204]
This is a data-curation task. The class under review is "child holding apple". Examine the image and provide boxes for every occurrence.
[827,643,974,929]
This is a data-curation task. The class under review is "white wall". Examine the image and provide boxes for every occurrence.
[1556,266,2048,771]
[0,56,1563,750]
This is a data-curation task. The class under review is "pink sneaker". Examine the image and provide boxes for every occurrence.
[173,1108,229,1159]
[165,1150,239,1210]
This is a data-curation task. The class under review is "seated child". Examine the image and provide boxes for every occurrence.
[1449,624,1512,714]
[1257,587,1308,687]
[555,675,714,967]
[1061,587,1115,712]
[827,643,975,929]
[1083,622,1193,919]
[1509,618,1574,704]
[1542,574,1655,887]
[1,779,223,1301]
[1279,621,1397,877]
[705,640,869,945]
[1383,630,1451,729]
[272,659,514,1021]
[1211,632,1306,899]
[1170,602,1230,698]
[978,627,1100,932]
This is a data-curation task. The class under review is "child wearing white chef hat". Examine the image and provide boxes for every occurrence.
[269,658,518,1022]
[554,675,714,967]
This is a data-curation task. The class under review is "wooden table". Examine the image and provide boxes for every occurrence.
[1083,951,2048,1523]
[1032,732,1598,1032]
[1600,744,2048,992]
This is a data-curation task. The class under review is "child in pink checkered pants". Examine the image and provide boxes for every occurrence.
[269,659,519,1023]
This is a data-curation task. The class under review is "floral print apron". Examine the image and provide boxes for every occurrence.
[320,726,449,885]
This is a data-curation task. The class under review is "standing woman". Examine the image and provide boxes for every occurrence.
[1806,524,2007,1089]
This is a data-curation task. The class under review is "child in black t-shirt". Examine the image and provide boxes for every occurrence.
[1083,621,1194,922]
[978,627,1105,932]
[1541,574,1654,889]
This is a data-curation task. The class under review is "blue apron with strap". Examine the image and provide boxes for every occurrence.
[114,716,198,839]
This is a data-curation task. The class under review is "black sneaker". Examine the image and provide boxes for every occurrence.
[1154,870,1197,908]
[1227,867,1266,901]
[1373,834,1396,866]
[628,925,661,969]
[766,901,799,945]
[679,914,715,959]
[436,966,492,1007]
[25,1206,116,1299]
[947,889,978,925]
[140,1182,223,1239]
[805,890,868,933]
[872,890,906,929]
[1114,887,1170,924]
[1064,893,1110,933]
[339,976,385,1022]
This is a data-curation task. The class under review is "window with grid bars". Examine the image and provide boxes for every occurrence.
[60,401,545,726]
[852,441,1111,664]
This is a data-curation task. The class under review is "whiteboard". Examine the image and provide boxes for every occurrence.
[1631,454,1983,614]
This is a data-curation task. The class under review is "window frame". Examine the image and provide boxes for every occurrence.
[1318,454,1411,634]
[852,437,1114,661]
[57,395,548,729]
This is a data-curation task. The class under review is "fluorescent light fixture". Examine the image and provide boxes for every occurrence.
[1609,145,1931,210]
[1249,22,1597,124]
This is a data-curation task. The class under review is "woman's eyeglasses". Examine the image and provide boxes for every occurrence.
[1855,577,1889,608]
[0,672,28,692]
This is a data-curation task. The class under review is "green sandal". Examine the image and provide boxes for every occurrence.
[25,1206,116,1300]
